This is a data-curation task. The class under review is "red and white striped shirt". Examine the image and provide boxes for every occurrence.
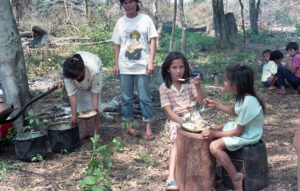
[159,82,198,115]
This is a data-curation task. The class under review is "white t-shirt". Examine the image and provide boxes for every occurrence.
[261,60,285,82]
[111,13,158,74]
[63,51,103,96]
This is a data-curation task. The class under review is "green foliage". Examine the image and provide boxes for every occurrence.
[79,135,112,191]
[0,127,16,145]
[31,154,43,162]
[27,53,65,78]
[77,26,114,69]
[245,30,291,44]
[160,26,216,55]
[0,162,10,175]
[23,111,44,133]
[60,149,69,154]
[274,10,296,26]
[296,23,300,34]
[136,151,154,168]
[112,137,124,152]
[121,122,136,130]
[205,53,230,73]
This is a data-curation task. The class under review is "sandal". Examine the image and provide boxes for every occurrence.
[144,134,155,141]
[127,128,141,138]
[165,180,179,191]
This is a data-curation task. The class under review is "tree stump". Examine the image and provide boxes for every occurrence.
[175,128,216,191]
[225,12,238,36]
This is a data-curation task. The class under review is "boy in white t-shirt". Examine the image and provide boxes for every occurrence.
[261,50,285,90]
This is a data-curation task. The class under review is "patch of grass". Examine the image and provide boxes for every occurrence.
[135,151,154,168]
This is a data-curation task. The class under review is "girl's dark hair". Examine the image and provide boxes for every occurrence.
[225,64,265,113]
[161,51,191,88]
[63,54,84,79]
[270,50,283,61]
[119,0,142,12]
[262,49,271,55]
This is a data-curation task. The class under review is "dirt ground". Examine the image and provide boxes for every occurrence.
[0,70,299,191]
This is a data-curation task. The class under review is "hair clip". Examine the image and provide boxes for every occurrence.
[71,57,79,61]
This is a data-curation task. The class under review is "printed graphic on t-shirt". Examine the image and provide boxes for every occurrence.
[125,30,143,60]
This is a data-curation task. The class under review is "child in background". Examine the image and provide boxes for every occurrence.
[261,50,285,90]
[159,51,205,191]
[277,42,300,95]
[261,49,271,69]
[202,64,265,191]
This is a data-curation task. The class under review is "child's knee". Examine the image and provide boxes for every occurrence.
[209,141,220,155]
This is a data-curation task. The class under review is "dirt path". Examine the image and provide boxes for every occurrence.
[0,76,299,191]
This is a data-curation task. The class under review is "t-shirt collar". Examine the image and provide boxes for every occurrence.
[170,83,188,93]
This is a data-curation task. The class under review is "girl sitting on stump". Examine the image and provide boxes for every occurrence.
[159,51,205,191]
[202,64,265,191]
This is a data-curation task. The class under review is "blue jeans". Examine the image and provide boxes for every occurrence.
[277,66,300,89]
[120,74,154,122]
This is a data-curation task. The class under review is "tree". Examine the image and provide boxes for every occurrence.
[212,0,230,49]
[0,0,30,131]
[239,0,246,45]
[169,0,177,52]
[152,0,162,49]
[179,0,186,54]
[249,0,260,35]
[10,0,32,22]
[83,0,88,17]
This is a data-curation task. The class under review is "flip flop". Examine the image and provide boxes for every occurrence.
[144,134,155,141]
[127,128,142,138]
[165,180,179,191]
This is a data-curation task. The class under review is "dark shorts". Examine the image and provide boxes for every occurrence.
[262,77,271,87]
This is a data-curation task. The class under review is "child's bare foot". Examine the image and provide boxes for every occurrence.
[277,89,286,95]
[232,172,243,191]
[268,86,277,90]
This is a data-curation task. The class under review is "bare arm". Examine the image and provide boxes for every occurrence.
[113,44,121,76]
[202,124,245,139]
[193,74,204,105]
[91,92,99,111]
[147,37,156,75]
[285,55,296,73]
[205,98,236,116]
[163,105,185,124]
[69,94,78,128]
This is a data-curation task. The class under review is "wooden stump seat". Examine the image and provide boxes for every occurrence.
[175,128,216,191]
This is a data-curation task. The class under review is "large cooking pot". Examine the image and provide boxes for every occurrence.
[0,86,58,124]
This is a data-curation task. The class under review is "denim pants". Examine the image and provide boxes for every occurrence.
[120,74,154,122]
[277,66,300,89]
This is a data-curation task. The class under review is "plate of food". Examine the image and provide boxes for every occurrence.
[77,109,98,119]
[181,119,207,133]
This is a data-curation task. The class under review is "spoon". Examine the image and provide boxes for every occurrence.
[178,78,190,81]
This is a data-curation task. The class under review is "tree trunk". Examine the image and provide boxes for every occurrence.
[179,0,186,54]
[175,128,216,191]
[169,0,177,52]
[83,0,88,17]
[212,0,230,49]
[225,12,238,36]
[152,0,162,49]
[249,0,260,35]
[11,0,32,22]
[0,0,30,131]
[239,0,246,45]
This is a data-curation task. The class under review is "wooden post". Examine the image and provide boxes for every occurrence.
[175,128,216,191]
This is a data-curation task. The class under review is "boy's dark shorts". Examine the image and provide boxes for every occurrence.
[262,77,271,87]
